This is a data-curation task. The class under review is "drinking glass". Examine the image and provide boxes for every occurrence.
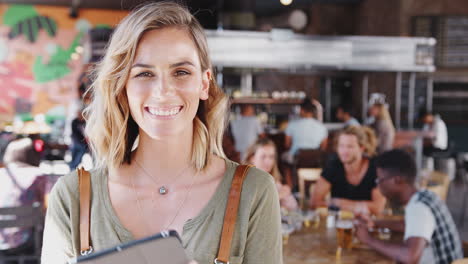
[336,219,354,250]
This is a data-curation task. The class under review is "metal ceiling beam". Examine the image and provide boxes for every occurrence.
[1,0,361,11]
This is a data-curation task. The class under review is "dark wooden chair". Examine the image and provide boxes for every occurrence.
[0,203,43,264]
[294,148,328,171]
[292,149,328,203]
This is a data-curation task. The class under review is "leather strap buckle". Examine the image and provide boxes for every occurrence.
[80,246,94,256]
[214,258,229,264]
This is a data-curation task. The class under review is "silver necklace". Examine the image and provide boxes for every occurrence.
[129,167,198,232]
[134,159,191,195]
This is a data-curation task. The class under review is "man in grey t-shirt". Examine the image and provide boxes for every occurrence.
[230,104,264,161]
[283,100,328,163]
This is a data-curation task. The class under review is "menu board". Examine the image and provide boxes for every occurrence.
[440,17,468,66]
[413,16,468,67]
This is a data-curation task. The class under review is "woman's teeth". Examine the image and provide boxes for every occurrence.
[147,107,181,116]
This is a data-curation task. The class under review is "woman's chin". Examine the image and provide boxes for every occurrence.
[141,128,183,140]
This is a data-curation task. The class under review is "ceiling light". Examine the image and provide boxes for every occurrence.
[280,0,293,6]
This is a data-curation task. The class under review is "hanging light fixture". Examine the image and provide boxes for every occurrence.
[280,0,293,6]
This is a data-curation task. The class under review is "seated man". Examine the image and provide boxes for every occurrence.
[283,99,328,163]
[230,104,264,161]
[420,111,448,156]
[336,105,360,127]
[355,149,463,264]
[310,126,386,215]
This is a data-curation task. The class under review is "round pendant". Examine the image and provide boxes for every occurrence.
[159,186,168,195]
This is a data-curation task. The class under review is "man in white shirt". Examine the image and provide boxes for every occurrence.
[421,112,448,154]
[283,99,328,163]
[230,104,264,161]
[355,149,462,264]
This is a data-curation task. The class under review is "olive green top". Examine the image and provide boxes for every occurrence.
[41,159,283,264]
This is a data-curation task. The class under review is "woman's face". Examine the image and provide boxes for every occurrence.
[251,145,276,173]
[126,27,210,139]
[369,105,379,117]
[337,134,364,165]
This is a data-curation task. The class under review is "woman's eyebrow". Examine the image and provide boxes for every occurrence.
[131,63,154,69]
[131,61,195,69]
[169,61,195,68]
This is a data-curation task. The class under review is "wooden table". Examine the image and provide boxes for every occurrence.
[284,218,397,264]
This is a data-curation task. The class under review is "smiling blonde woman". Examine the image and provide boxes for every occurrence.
[41,2,282,264]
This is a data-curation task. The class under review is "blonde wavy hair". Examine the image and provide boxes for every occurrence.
[85,1,229,171]
[372,103,394,125]
[336,126,377,157]
[243,138,282,182]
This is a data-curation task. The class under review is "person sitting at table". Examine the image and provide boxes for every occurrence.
[355,149,462,264]
[0,137,48,255]
[282,98,328,164]
[309,126,386,215]
[244,138,298,211]
[230,104,264,161]
[336,105,360,127]
[420,110,448,156]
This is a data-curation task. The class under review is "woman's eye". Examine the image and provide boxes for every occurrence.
[175,70,190,77]
[135,72,153,78]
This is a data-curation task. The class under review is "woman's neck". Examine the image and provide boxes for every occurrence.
[130,128,195,182]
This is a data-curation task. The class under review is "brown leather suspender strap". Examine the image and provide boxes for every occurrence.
[78,168,93,255]
[215,164,253,264]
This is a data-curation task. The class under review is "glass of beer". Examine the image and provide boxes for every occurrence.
[336,219,354,250]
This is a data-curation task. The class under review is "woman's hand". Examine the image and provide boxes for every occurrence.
[188,261,198,264]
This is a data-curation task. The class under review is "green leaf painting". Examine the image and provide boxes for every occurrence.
[33,32,84,83]
[5,5,57,43]
[95,24,112,29]
[3,5,37,26]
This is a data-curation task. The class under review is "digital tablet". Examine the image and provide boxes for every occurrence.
[71,230,189,264]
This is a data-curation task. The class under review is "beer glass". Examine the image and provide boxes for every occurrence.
[336,219,354,250]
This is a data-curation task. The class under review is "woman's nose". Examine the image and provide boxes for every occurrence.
[150,76,175,97]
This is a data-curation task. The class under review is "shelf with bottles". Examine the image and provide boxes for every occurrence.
[229,89,307,105]
[231,98,303,105]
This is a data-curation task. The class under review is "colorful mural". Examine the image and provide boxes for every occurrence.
[0,4,128,122]
[5,5,57,43]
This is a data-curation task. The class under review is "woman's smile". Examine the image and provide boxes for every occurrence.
[144,105,184,119]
